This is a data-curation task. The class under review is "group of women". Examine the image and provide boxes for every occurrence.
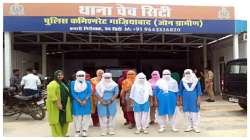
[46,68,202,137]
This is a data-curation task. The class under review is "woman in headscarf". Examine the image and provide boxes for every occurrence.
[117,70,129,125]
[90,69,104,127]
[155,69,179,133]
[70,70,92,137]
[46,70,72,137]
[95,73,119,136]
[130,73,153,134]
[148,70,160,125]
[178,69,202,133]
[120,70,137,129]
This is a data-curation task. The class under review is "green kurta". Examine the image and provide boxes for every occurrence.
[46,80,72,137]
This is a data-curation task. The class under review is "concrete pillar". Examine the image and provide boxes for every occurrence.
[4,32,12,87]
[203,39,207,69]
[233,34,239,59]
[42,44,47,76]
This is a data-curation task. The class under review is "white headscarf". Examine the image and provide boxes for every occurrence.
[130,73,153,104]
[156,69,179,93]
[182,69,199,91]
[74,70,87,92]
[96,73,118,97]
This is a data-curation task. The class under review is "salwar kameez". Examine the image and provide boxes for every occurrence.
[70,74,92,137]
[46,79,72,137]
[155,69,179,132]
[90,77,100,126]
[50,123,69,137]
[179,69,202,132]
[130,73,153,133]
[155,88,179,130]
[95,73,119,136]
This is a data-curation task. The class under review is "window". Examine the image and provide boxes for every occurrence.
[239,65,247,74]
[229,65,240,74]
[229,64,247,74]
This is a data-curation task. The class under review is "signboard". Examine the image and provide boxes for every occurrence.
[3,3,242,33]
[4,3,234,19]
[4,16,236,33]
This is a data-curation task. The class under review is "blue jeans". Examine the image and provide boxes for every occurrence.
[23,89,38,96]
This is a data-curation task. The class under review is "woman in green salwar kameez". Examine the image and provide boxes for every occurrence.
[46,70,73,137]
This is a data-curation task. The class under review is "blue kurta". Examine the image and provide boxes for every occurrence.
[96,86,119,117]
[70,81,92,116]
[151,85,158,96]
[155,87,178,116]
[178,81,202,112]
[133,100,150,112]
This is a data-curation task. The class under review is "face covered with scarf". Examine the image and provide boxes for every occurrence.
[130,73,152,104]
[122,70,136,91]
[162,69,172,81]
[149,70,160,87]
[182,69,198,91]
[74,70,87,92]
[122,70,129,78]
[96,73,118,97]
[156,69,179,93]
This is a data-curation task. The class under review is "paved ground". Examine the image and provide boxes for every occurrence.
[3,96,247,137]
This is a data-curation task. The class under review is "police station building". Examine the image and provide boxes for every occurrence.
[3,3,247,95]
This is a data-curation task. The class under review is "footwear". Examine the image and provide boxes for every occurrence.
[158,128,165,133]
[101,132,107,136]
[135,129,141,134]
[108,129,115,135]
[74,131,81,137]
[193,128,200,133]
[81,131,87,137]
[171,127,179,132]
[93,124,100,127]
[184,127,193,132]
[101,130,107,136]
[124,122,129,125]
[143,129,149,134]
[149,121,155,125]
[128,123,135,129]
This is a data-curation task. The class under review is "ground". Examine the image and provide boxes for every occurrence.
[3,96,247,137]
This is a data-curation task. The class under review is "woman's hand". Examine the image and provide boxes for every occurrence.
[56,100,63,110]
[129,99,134,107]
[100,99,108,105]
[80,100,87,106]
[111,96,116,102]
